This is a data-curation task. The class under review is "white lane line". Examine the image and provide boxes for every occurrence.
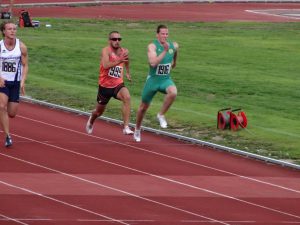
[0,152,229,225]
[246,9,300,20]
[2,218,283,224]
[0,180,131,225]
[0,218,51,222]
[19,115,300,194]
[0,214,29,225]
[2,134,300,221]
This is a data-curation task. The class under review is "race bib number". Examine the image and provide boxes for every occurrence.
[1,61,17,73]
[156,63,171,75]
[108,66,122,78]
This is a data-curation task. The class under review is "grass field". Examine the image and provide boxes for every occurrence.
[17,18,300,164]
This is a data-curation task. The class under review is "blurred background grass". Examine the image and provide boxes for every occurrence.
[18,18,300,164]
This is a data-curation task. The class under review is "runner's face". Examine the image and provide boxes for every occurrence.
[109,33,122,49]
[157,28,168,44]
[4,23,17,39]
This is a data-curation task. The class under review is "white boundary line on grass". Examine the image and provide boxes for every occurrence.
[20,96,300,170]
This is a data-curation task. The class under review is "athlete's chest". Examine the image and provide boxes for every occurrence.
[109,50,123,61]
[1,45,21,59]
[156,47,174,59]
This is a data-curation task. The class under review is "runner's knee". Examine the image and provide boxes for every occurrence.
[167,90,177,99]
[8,112,16,118]
[167,86,177,96]
[122,93,131,103]
[139,103,149,114]
[0,103,6,112]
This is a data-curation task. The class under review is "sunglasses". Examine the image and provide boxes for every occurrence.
[110,38,122,41]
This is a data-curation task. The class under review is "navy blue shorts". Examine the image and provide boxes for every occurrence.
[0,81,21,103]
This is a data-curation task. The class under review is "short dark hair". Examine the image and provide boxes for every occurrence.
[156,24,167,34]
[108,31,119,39]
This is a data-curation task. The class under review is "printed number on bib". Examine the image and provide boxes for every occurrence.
[109,66,122,78]
[2,61,17,73]
[156,63,171,75]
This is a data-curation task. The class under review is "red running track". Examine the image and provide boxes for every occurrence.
[0,1,299,224]
[0,101,299,224]
[2,1,300,22]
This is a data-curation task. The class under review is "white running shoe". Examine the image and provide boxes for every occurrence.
[157,113,167,128]
[133,129,141,142]
[123,126,134,135]
[86,116,93,134]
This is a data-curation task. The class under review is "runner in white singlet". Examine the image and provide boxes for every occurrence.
[0,21,29,147]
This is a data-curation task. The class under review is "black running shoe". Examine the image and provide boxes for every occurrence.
[5,135,12,147]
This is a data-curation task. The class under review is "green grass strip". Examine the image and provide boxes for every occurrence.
[18,18,300,164]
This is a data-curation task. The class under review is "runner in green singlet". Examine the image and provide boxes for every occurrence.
[134,24,179,142]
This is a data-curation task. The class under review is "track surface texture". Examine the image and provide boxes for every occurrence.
[0,1,300,225]
[1,101,300,224]
[2,1,300,22]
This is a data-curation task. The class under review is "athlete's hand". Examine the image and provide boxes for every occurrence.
[162,42,169,52]
[120,49,129,62]
[126,72,131,82]
[21,81,26,96]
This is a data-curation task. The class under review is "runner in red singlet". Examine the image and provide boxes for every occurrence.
[86,31,133,135]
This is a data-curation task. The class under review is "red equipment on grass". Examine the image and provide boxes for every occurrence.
[217,108,247,131]
[19,9,33,28]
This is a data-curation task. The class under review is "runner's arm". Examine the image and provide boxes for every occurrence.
[20,41,28,95]
[148,42,168,67]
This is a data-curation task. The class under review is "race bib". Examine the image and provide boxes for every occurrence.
[108,66,122,78]
[1,60,17,73]
[156,63,171,75]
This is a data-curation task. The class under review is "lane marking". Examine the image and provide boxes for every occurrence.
[18,115,300,194]
[0,218,300,224]
[0,153,229,225]
[0,214,28,225]
[0,180,131,225]
[2,136,300,221]
[0,218,51,221]
[246,9,300,20]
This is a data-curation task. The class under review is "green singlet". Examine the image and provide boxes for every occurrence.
[141,40,176,104]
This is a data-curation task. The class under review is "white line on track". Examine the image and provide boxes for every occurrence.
[0,218,51,222]
[2,130,300,221]
[246,9,300,20]
[19,115,300,194]
[0,153,229,225]
[3,218,286,224]
[0,180,131,225]
[0,214,29,225]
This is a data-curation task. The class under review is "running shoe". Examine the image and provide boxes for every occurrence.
[123,126,134,135]
[133,129,141,142]
[5,135,12,147]
[86,116,93,134]
[157,113,167,128]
